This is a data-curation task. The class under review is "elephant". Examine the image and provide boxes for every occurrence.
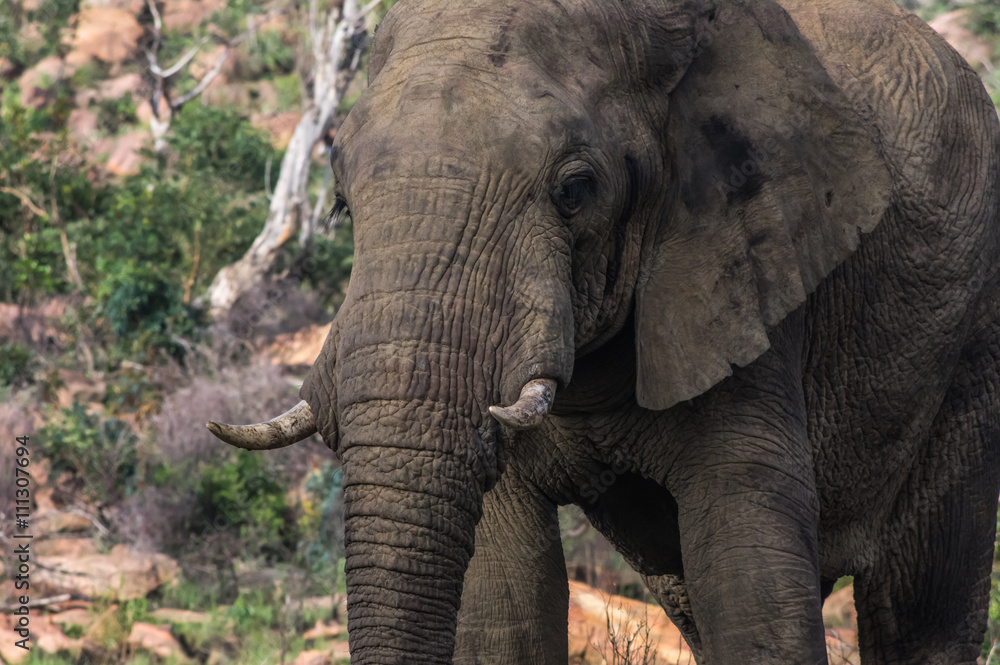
[208,0,1000,662]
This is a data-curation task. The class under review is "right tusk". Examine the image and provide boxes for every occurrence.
[207,400,317,450]
[488,378,557,431]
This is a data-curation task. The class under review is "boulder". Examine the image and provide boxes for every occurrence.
[67,108,99,142]
[291,650,332,665]
[93,131,148,176]
[136,96,171,126]
[81,0,145,13]
[303,620,344,640]
[35,544,179,601]
[65,8,143,67]
[826,628,861,665]
[264,322,331,367]
[97,72,143,101]
[49,607,96,632]
[17,56,67,109]
[34,614,86,656]
[34,537,99,558]
[127,622,189,661]
[34,510,94,535]
[149,608,214,625]
[822,584,857,630]
[163,0,226,31]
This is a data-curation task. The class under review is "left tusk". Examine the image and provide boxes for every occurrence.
[207,400,317,450]
[488,378,557,431]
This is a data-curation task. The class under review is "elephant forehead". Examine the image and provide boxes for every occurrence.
[375,0,617,93]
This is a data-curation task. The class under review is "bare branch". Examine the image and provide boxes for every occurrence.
[171,45,232,107]
[0,186,46,217]
[150,37,208,78]
[146,0,162,33]
[265,154,274,201]
[0,595,72,612]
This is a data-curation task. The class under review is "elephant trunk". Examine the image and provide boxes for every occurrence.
[338,421,484,664]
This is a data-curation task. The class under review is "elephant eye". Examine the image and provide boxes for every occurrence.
[552,174,596,219]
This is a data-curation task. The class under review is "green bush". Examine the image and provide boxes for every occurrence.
[193,452,297,560]
[96,92,137,135]
[298,461,344,580]
[0,341,36,388]
[40,402,138,505]
[986,507,1000,659]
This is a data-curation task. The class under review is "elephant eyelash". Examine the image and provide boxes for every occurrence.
[325,194,352,230]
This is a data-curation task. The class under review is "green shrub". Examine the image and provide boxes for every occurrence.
[39,402,139,505]
[193,452,297,560]
[0,341,36,388]
[298,462,344,580]
[985,507,1000,660]
[96,92,137,135]
[970,2,1000,37]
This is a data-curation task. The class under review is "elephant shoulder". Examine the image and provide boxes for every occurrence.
[781,0,1000,215]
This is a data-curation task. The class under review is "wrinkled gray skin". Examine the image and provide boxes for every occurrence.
[293,0,1000,663]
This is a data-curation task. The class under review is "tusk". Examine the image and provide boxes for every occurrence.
[207,400,317,450]
[488,378,557,431]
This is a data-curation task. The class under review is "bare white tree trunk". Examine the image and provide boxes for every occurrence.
[205,0,377,318]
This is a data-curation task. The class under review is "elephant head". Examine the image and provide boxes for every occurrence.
[209,0,890,661]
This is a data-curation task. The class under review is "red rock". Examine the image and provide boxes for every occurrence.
[54,369,106,410]
[65,8,143,66]
[97,131,148,176]
[81,0,145,13]
[136,96,171,126]
[34,510,94,535]
[163,0,226,31]
[35,537,99,558]
[68,108,99,141]
[826,628,860,665]
[49,607,96,632]
[303,620,344,640]
[264,322,332,366]
[34,614,86,655]
[822,584,857,630]
[98,72,142,100]
[127,623,189,661]
[17,56,67,109]
[291,650,332,665]
[35,544,179,601]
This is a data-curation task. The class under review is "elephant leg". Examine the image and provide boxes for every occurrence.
[664,357,828,664]
[641,573,702,661]
[454,466,568,665]
[854,331,1000,665]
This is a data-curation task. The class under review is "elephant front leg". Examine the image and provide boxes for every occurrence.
[454,465,568,665]
[670,425,828,665]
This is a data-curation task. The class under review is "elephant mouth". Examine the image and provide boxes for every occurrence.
[206,377,558,450]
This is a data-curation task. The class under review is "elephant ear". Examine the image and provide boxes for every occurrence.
[634,0,891,410]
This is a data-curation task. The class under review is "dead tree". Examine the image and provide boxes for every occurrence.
[204,0,379,318]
